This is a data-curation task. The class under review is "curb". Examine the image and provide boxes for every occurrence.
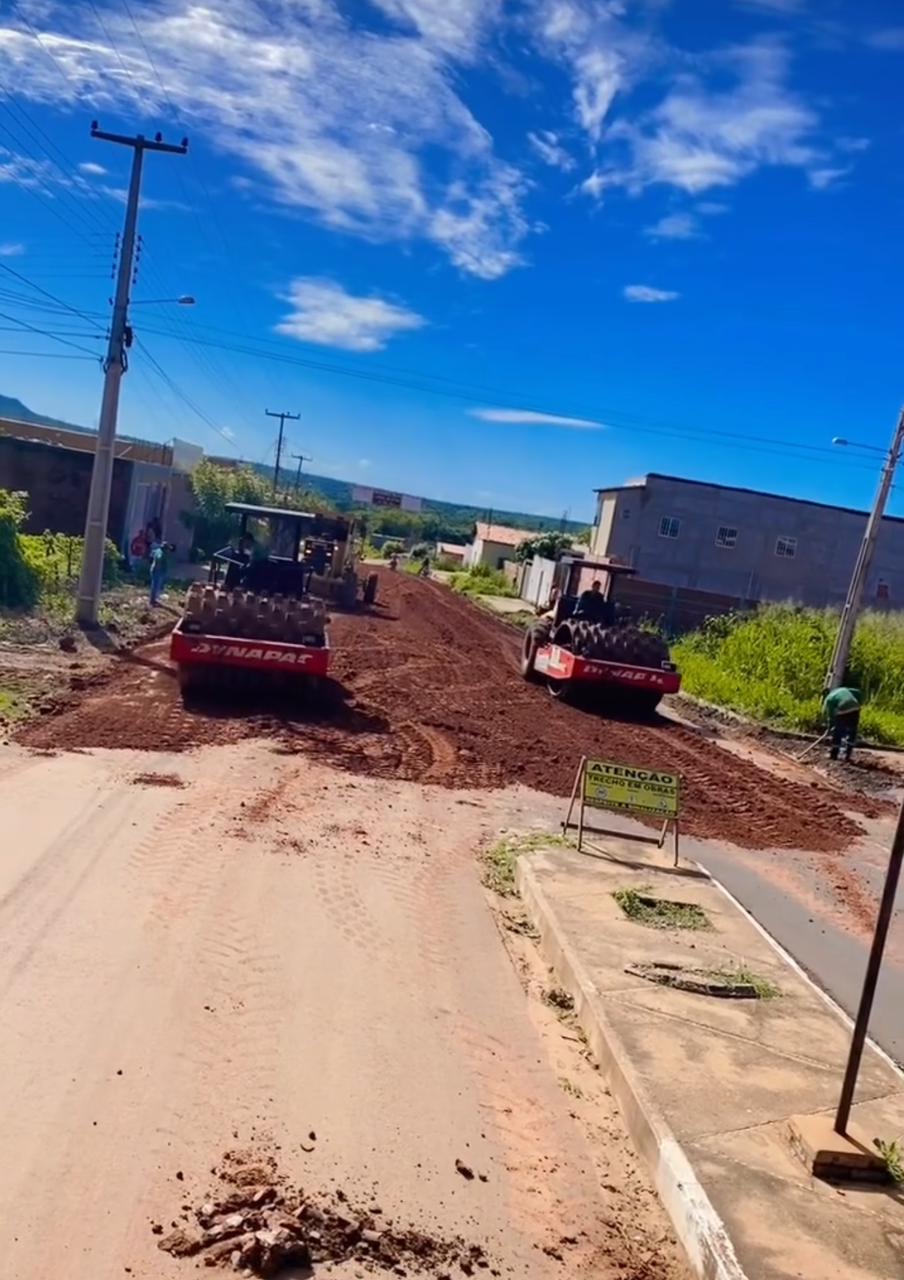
[515,857,748,1280]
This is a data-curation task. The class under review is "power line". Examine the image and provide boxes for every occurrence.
[0,309,101,356]
[0,348,97,360]
[134,336,240,449]
[0,261,101,324]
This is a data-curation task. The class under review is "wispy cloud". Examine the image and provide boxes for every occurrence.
[807,165,850,190]
[527,130,576,171]
[78,161,107,176]
[864,27,904,51]
[0,1,527,280]
[469,407,604,430]
[275,278,426,352]
[623,284,679,303]
[644,212,700,240]
[0,242,25,257]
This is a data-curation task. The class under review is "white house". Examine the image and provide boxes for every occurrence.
[464,522,536,570]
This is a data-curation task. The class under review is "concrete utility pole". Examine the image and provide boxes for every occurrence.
[266,409,300,497]
[292,452,312,492]
[826,406,904,691]
[76,123,188,626]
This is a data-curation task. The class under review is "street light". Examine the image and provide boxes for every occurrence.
[130,295,196,306]
[832,437,885,454]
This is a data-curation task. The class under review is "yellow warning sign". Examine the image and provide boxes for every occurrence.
[583,759,679,818]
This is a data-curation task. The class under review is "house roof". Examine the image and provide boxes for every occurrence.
[436,541,466,556]
[594,472,904,525]
[474,521,537,546]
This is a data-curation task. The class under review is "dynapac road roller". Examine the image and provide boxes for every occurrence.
[520,557,680,713]
[170,502,378,700]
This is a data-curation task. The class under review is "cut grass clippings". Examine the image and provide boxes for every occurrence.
[614,885,711,931]
[481,831,571,897]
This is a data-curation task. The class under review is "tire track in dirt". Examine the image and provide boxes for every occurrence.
[16,570,878,852]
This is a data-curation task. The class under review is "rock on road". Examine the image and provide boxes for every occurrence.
[0,741,688,1279]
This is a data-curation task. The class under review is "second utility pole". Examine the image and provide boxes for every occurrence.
[266,409,299,497]
[826,405,904,691]
[76,123,187,626]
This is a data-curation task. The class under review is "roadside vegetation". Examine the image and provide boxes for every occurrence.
[0,487,120,618]
[673,605,904,745]
[449,563,518,598]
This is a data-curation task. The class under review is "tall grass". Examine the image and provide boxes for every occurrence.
[673,605,904,745]
[449,563,519,598]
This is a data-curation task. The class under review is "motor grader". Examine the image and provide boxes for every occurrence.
[170,502,378,698]
[520,557,680,712]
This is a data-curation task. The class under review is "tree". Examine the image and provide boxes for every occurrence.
[514,532,574,563]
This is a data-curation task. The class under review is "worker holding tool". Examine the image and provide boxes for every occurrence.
[823,684,861,762]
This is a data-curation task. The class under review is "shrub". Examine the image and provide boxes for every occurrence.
[673,604,904,746]
[0,489,38,608]
[450,563,518,598]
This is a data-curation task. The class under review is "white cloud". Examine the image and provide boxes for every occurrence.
[527,129,575,171]
[603,41,821,196]
[623,284,679,303]
[220,426,236,441]
[864,27,904,51]
[807,165,850,190]
[737,0,806,13]
[370,0,499,60]
[697,200,730,215]
[275,278,426,352]
[0,241,25,256]
[78,161,107,176]
[644,211,700,240]
[469,407,604,430]
[0,1,527,279]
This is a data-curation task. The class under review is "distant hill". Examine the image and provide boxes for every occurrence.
[0,394,92,435]
[239,462,587,538]
[1,391,588,538]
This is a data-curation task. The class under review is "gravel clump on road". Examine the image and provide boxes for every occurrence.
[156,1149,499,1277]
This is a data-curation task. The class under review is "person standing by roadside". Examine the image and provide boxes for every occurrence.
[823,684,861,762]
[148,536,173,606]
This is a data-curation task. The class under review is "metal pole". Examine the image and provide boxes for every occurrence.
[835,793,904,1134]
[826,407,904,691]
[292,452,312,491]
[266,409,299,497]
[75,125,187,626]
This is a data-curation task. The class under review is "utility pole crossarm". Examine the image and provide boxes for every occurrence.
[90,123,188,155]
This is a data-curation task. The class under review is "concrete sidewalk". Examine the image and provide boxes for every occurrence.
[517,840,904,1280]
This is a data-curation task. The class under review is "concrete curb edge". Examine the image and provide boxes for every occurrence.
[515,856,748,1280]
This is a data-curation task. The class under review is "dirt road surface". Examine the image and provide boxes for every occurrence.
[0,742,688,1279]
[18,571,880,852]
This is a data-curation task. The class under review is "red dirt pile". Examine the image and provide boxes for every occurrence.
[17,572,875,852]
[155,1149,498,1277]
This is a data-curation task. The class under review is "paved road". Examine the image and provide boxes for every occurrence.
[0,742,687,1279]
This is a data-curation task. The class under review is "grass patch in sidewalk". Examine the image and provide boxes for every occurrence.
[614,885,711,931]
[708,963,781,1000]
[481,831,571,897]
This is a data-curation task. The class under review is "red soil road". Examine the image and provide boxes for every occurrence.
[18,570,873,851]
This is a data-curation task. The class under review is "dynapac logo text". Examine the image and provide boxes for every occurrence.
[193,641,312,665]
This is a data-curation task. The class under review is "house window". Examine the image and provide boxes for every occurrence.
[658,515,680,539]
[715,526,738,549]
[775,536,797,559]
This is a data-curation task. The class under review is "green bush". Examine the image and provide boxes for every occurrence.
[450,563,518,598]
[19,531,121,595]
[673,605,904,745]
[0,489,38,608]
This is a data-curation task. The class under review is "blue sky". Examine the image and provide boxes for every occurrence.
[0,0,901,523]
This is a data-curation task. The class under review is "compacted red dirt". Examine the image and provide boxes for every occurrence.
[17,571,874,851]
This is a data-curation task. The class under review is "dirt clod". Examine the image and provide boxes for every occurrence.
[157,1151,496,1277]
[454,1160,474,1181]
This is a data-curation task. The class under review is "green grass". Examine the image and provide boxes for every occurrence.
[481,831,571,896]
[613,885,711,931]
[873,1137,904,1182]
[673,605,904,746]
[449,564,519,598]
[708,963,781,999]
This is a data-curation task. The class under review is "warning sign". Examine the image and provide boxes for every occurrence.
[583,760,679,818]
[562,755,682,865]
